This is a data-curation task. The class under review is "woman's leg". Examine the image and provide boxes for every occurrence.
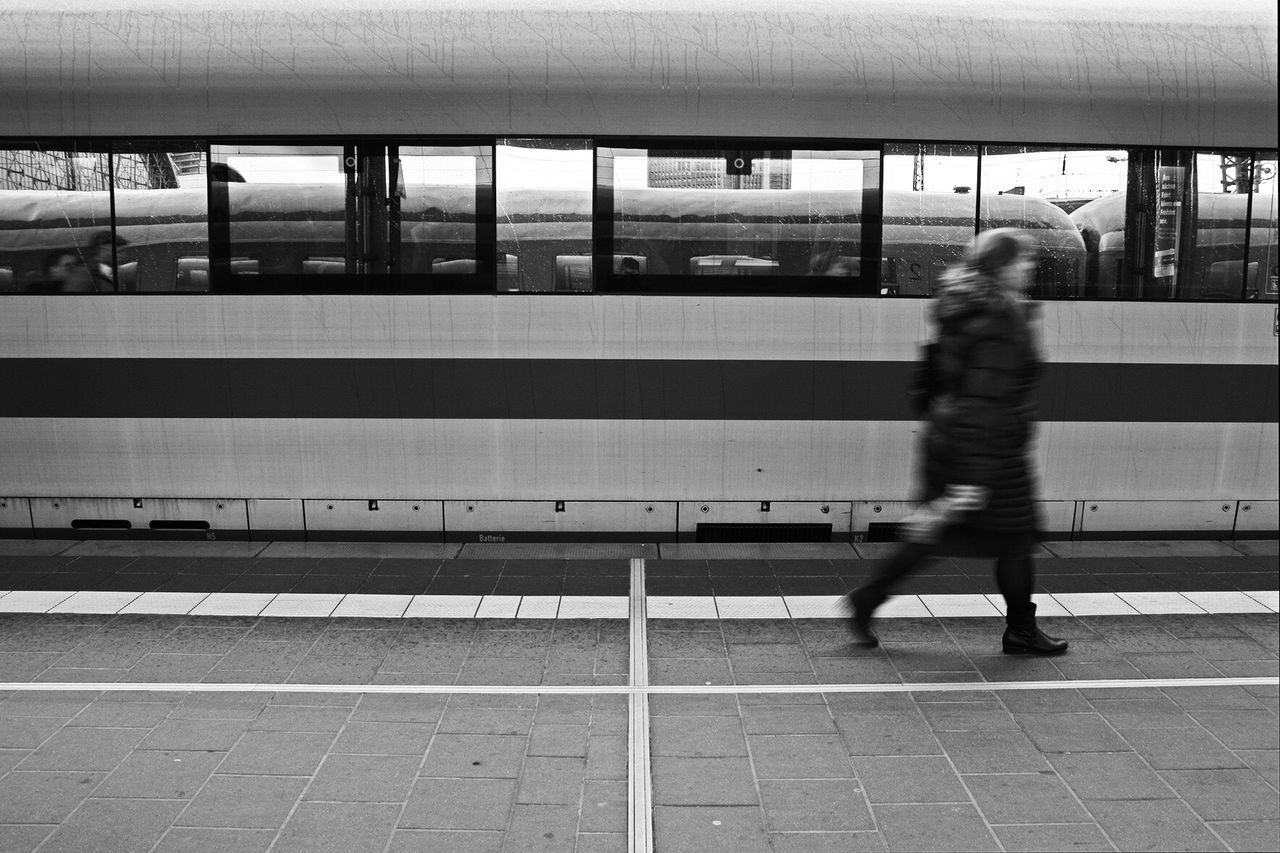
[995,533,1068,655]
[848,541,934,647]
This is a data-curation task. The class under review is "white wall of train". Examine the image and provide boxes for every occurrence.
[1,295,1275,541]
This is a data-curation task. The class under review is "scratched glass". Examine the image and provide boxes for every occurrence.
[1252,152,1278,301]
[496,139,593,292]
[111,141,209,292]
[600,146,876,289]
[980,145,1126,298]
[0,144,113,293]
[881,143,979,297]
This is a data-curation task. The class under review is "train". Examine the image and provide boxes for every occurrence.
[0,1,1275,542]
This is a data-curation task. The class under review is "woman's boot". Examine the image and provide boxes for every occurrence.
[847,587,883,648]
[1002,603,1068,655]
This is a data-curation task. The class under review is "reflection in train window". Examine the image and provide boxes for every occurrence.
[0,144,112,292]
[598,145,878,293]
[1252,152,1278,301]
[210,144,345,283]
[881,143,978,296]
[980,146,1123,298]
[1187,152,1253,300]
[113,141,209,292]
[400,145,485,281]
[497,139,593,291]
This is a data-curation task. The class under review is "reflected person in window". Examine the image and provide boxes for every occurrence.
[34,248,93,293]
[847,228,1068,656]
[87,231,128,292]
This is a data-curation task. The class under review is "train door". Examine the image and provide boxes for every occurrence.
[208,142,493,293]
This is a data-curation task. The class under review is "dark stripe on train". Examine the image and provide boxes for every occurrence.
[3,360,1275,422]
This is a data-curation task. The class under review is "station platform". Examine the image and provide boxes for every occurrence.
[1,539,1277,852]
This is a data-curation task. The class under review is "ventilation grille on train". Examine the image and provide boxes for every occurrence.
[695,523,832,543]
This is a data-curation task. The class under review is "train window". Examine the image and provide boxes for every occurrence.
[399,144,487,286]
[595,144,880,294]
[209,144,345,289]
[881,143,979,296]
[497,139,593,292]
[980,147,1123,299]
[1251,152,1277,301]
[208,143,490,293]
[1182,152,1254,300]
[0,144,113,293]
[112,141,209,292]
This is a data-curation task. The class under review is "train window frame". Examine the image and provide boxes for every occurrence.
[592,137,883,297]
[206,137,496,295]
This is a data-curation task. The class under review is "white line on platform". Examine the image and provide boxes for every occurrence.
[0,591,1273,618]
[1,677,1274,695]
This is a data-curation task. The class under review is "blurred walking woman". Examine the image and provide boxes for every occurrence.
[848,228,1068,656]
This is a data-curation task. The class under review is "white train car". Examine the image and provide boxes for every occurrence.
[0,1,1275,541]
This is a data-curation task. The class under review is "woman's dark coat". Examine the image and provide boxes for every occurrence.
[911,271,1042,535]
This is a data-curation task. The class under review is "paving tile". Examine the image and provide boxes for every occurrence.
[420,734,527,778]
[1086,799,1228,852]
[0,715,68,749]
[651,756,759,805]
[502,803,578,852]
[767,830,887,852]
[1048,751,1176,800]
[437,707,534,735]
[527,723,589,758]
[1014,712,1130,753]
[585,734,627,780]
[1189,709,1280,750]
[991,823,1115,852]
[932,730,1051,773]
[651,716,747,757]
[177,775,307,828]
[834,712,943,756]
[271,802,401,853]
[1207,819,1280,852]
[35,798,186,853]
[652,805,773,853]
[852,755,968,804]
[400,777,516,829]
[964,772,1091,824]
[151,827,278,852]
[93,749,224,799]
[350,694,447,724]
[579,778,626,833]
[1087,695,1198,729]
[16,726,147,771]
[872,803,999,852]
[0,826,56,853]
[515,756,586,805]
[750,734,856,779]
[386,829,504,851]
[740,704,839,735]
[1121,726,1248,770]
[247,705,352,733]
[1158,769,1280,821]
[758,778,874,831]
[218,730,335,775]
[0,770,107,823]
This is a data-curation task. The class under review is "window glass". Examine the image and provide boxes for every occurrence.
[0,144,112,292]
[112,142,208,291]
[981,146,1125,298]
[1184,152,1253,299]
[599,145,877,292]
[1251,152,1277,301]
[399,145,484,281]
[210,144,345,283]
[881,143,978,296]
[497,139,593,292]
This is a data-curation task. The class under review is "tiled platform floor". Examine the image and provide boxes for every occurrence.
[1,538,1276,852]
